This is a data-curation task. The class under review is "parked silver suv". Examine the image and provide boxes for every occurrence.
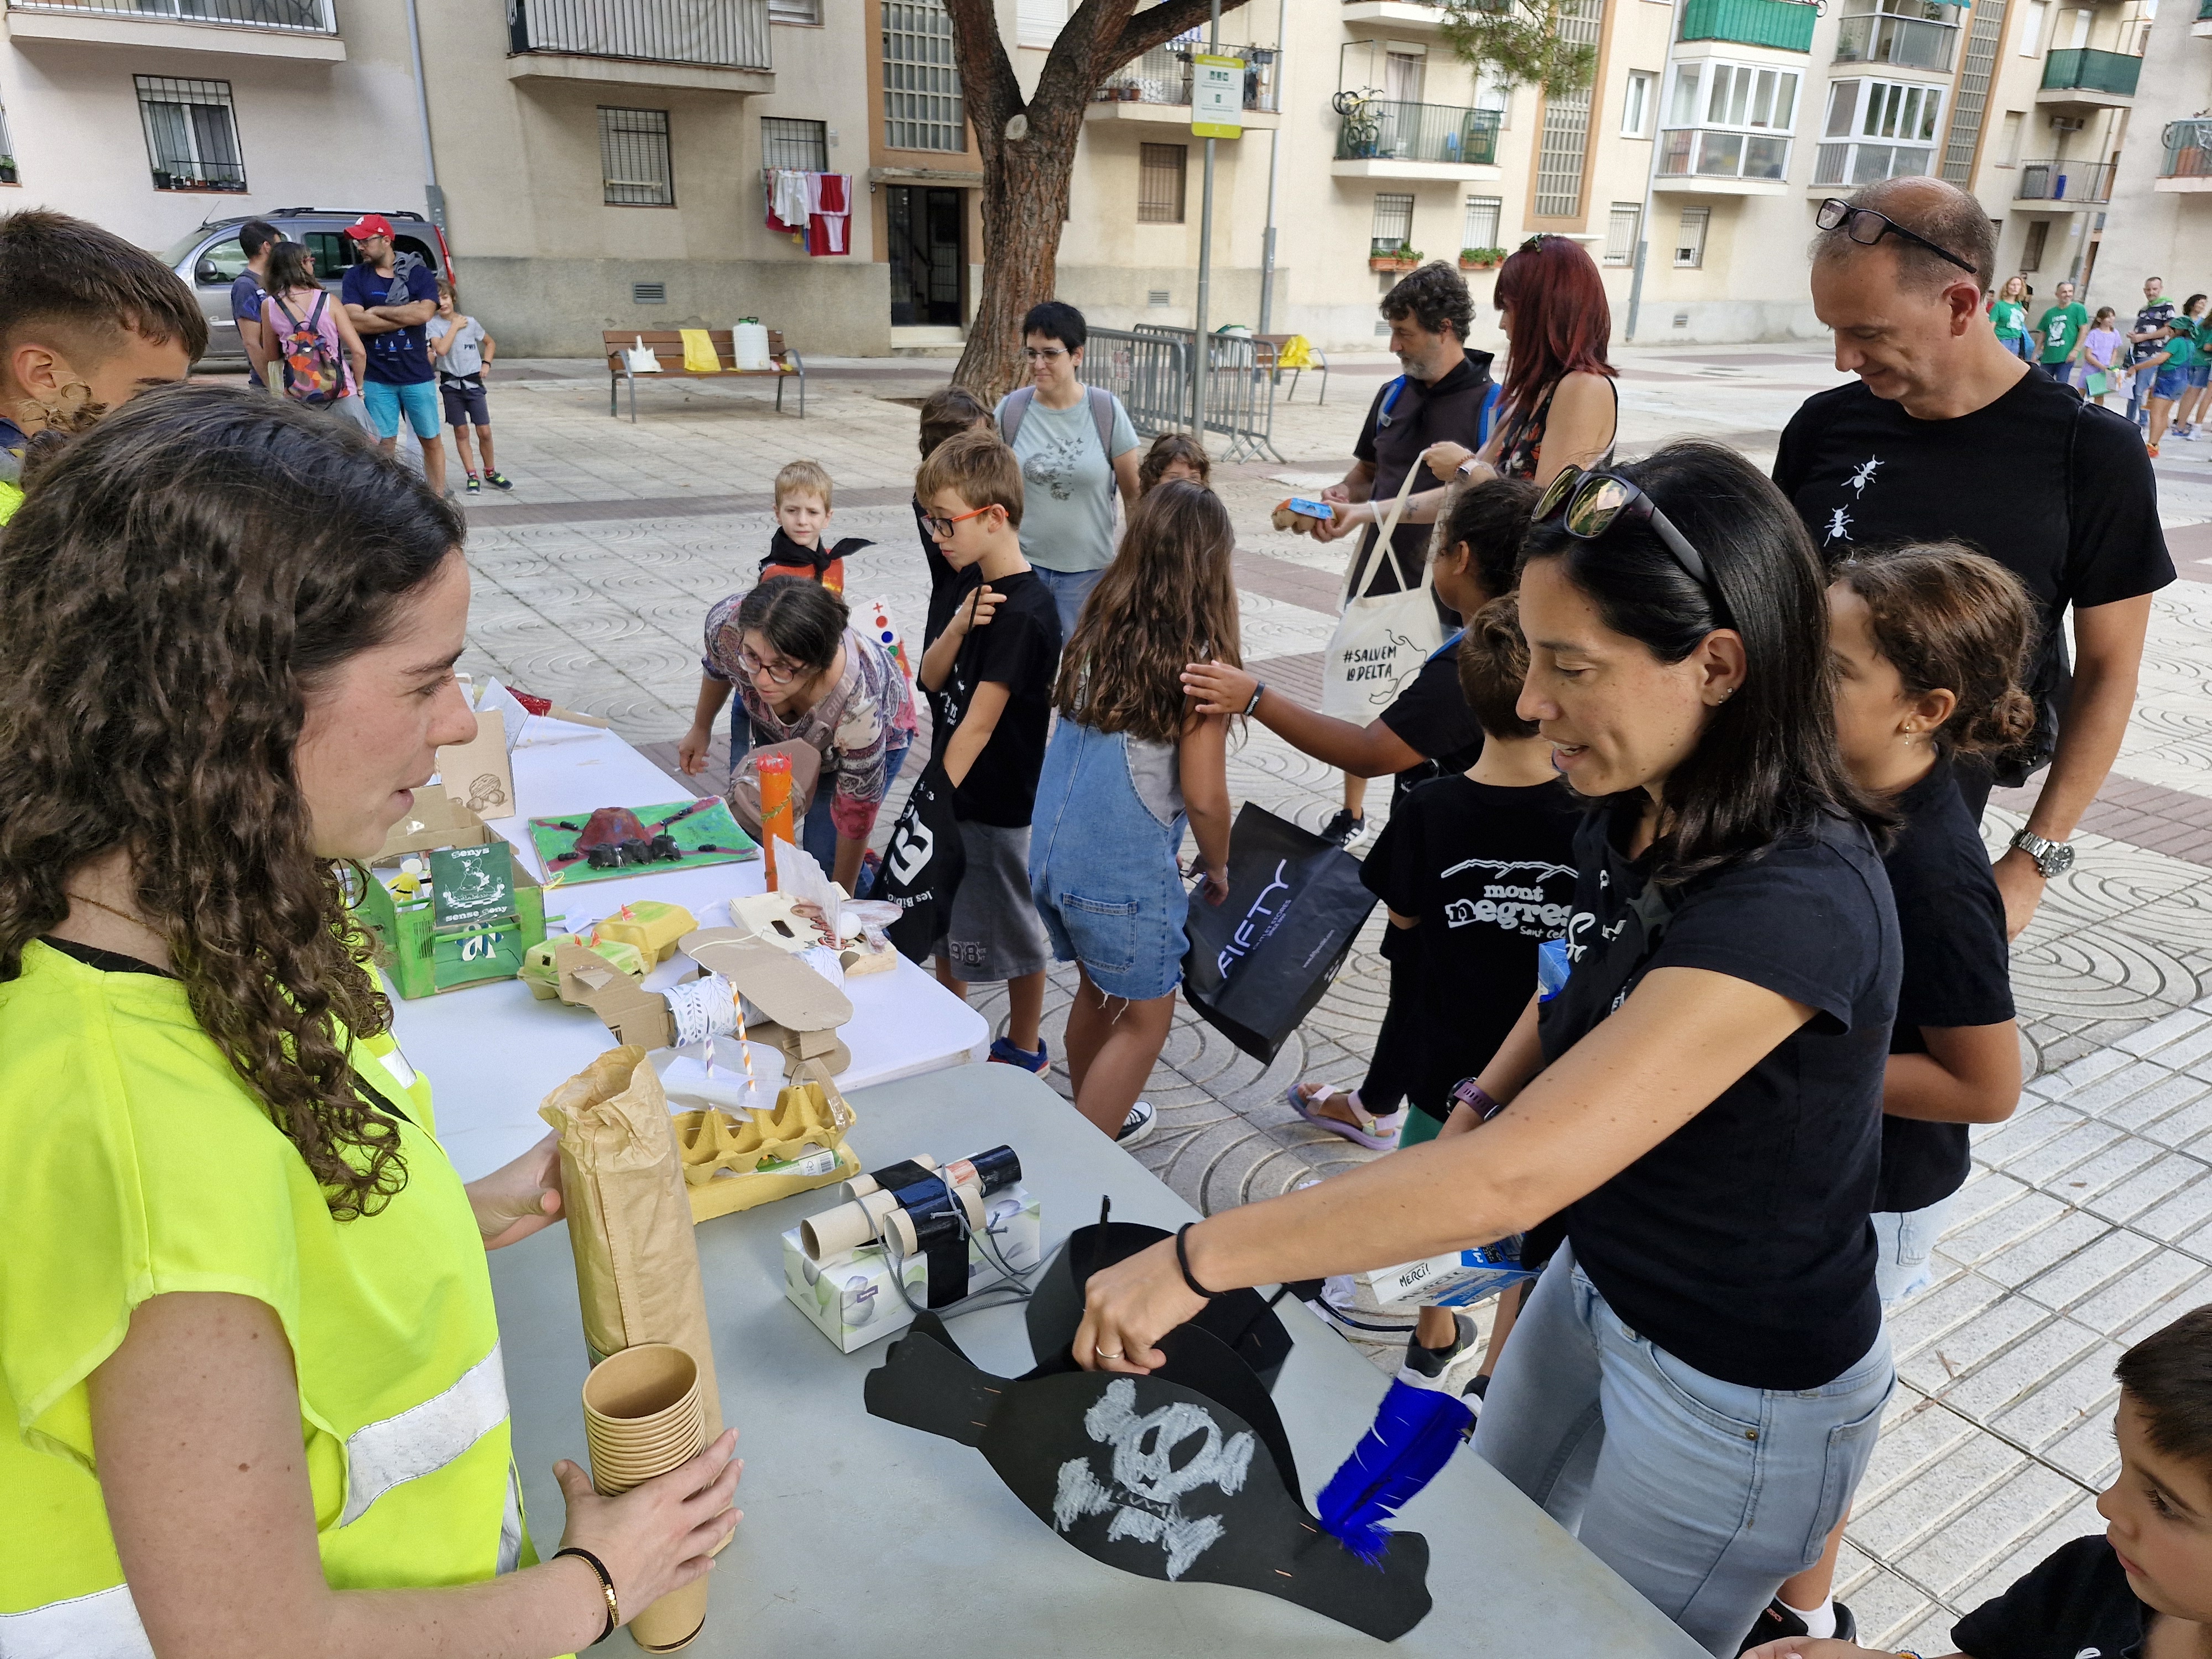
[161,208,452,368]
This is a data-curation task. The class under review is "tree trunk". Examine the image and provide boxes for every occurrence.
[943,0,1253,404]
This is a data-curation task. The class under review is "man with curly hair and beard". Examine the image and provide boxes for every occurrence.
[0,387,742,1655]
[0,207,205,523]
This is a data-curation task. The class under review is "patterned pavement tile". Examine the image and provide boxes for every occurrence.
[449,348,2212,1643]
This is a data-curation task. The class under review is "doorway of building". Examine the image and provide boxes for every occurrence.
[888,185,963,327]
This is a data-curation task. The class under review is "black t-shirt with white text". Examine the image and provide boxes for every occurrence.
[1952,1535,2148,1658]
[1378,633,1488,800]
[1774,372,2173,780]
[1350,352,1495,596]
[1877,758,2017,1214]
[1361,775,1583,1120]
[1539,803,1900,1389]
[930,568,1061,827]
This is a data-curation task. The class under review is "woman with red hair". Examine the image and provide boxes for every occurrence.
[1427,234,1618,489]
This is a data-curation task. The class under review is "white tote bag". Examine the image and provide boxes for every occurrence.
[1319,463,1443,722]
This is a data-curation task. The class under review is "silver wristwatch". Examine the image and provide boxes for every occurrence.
[2009,828,2076,879]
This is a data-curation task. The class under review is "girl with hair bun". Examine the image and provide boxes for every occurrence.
[1754,542,2034,1648]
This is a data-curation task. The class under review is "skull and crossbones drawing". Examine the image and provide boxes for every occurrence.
[1052,1380,1256,1580]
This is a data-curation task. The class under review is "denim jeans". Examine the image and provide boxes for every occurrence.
[1871,1193,1953,1308]
[1030,564,1105,644]
[1474,1245,1894,1656]
[1029,719,1189,1001]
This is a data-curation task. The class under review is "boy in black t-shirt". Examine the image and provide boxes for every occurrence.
[1746,1303,2212,1659]
[1355,594,1581,1151]
[914,430,1061,1072]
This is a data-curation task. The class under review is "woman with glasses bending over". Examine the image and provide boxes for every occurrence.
[701,575,916,893]
[1076,441,1902,1658]
[1422,234,1619,491]
[993,301,1143,643]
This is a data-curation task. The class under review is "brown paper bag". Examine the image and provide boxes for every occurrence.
[539,1046,725,1440]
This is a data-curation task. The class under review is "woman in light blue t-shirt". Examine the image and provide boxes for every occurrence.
[993,300,1142,641]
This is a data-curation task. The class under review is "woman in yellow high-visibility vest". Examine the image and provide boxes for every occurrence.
[0,387,741,1656]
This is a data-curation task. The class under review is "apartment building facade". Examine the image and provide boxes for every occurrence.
[2078,0,2212,310]
[0,0,2179,358]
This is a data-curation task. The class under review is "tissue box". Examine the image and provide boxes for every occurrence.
[1360,1241,1535,1309]
[782,1187,1041,1353]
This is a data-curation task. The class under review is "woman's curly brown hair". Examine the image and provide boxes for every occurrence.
[0,385,465,1218]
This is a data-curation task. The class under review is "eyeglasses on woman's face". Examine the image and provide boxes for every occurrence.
[737,645,802,685]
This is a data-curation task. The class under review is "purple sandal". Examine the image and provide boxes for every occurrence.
[1287,1082,1405,1151]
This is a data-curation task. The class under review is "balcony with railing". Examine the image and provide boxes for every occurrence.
[2037,45,2141,105]
[4,0,342,58]
[1088,41,1282,126]
[2016,158,2113,202]
[1332,97,1502,176]
[1834,10,1958,72]
[1679,0,1818,53]
[2157,118,2212,190]
[1813,139,1936,186]
[506,0,773,90]
[1656,127,1792,192]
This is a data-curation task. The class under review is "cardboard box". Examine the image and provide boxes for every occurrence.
[781,1187,1041,1353]
[352,835,549,999]
[1360,1241,1536,1310]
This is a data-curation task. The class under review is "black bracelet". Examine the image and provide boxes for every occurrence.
[1176,1223,1223,1300]
[1242,682,1265,718]
[554,1546,619,1647]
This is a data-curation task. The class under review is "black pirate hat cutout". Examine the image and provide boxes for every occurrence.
[862,1228,1433,1642]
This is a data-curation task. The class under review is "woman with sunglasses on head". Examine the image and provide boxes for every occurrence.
[1077,441,1902,1658]
[1420,234,1619,491]
[698,575,916,893]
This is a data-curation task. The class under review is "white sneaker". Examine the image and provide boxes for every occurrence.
[1116,1099,1157,1145]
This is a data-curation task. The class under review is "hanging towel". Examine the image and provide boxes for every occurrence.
[679,328,723,372]
[805,173,852,258]
[768,169,811,233]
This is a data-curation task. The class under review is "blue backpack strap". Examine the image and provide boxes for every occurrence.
[1375,374,1407,427]
[1476,382,1501,447]
[1427,627,1465,664]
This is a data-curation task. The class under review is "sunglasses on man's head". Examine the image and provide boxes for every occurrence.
[1533,465,1719,603]
[1815,199,1978,278]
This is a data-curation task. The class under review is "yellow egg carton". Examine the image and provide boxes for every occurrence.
[521,932,646,1001]
[673,1075,858,1222]
[593,900,697,965]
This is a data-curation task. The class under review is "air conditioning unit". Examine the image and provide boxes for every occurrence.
[2050,115,2086,132]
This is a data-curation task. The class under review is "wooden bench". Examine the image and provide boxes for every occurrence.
[1251,333,1329,406]
[601,328,807,422]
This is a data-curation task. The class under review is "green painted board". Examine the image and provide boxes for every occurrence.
[528,797,759,888]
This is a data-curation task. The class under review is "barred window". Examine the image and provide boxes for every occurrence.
[1531,0,1601,216]
[1462,195,1502,252]
[599,107,674,207]
[1139,143,1187,223]
[1604,201,1641,265]
[762,116,828,171]
[1370,192,1415,253]
[135,76,245,192]
[884,0,966,153]
[1674,206,1711,268]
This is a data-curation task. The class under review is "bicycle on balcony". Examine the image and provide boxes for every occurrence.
[1333,87,1386,159]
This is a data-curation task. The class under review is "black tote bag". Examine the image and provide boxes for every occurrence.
[877,757,967,962]
[1181,804,1379,1064]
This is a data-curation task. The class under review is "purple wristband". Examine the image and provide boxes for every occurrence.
[1448,1078,1505,1121]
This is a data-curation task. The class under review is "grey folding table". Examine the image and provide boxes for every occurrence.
[489,1063,1705,1657]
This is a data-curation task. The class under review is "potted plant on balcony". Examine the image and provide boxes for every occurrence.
[0,156,16,186]
[1459,246,1506,270]
[1370,242,1423,273]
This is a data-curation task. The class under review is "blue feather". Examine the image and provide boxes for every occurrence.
[1316,1378,1475,1564]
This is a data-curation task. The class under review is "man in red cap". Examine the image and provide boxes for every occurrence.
[339,213,446,495]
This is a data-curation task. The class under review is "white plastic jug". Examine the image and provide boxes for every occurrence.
[623,335,662,374]
[732,322,773,372]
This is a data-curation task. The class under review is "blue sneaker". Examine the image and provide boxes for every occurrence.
[988,1035,1049,1073]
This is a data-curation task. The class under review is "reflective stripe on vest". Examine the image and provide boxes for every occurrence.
[338,1341,510,1528]
[0,1583,154,1659]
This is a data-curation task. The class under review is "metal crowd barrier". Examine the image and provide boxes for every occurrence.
[1078,326,1285,463]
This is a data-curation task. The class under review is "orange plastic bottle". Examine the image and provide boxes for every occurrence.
[758,754,794,890]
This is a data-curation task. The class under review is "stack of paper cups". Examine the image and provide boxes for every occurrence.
[581,1344,712,1652]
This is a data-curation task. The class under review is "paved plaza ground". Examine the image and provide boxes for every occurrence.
[425,341,2212,1650]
